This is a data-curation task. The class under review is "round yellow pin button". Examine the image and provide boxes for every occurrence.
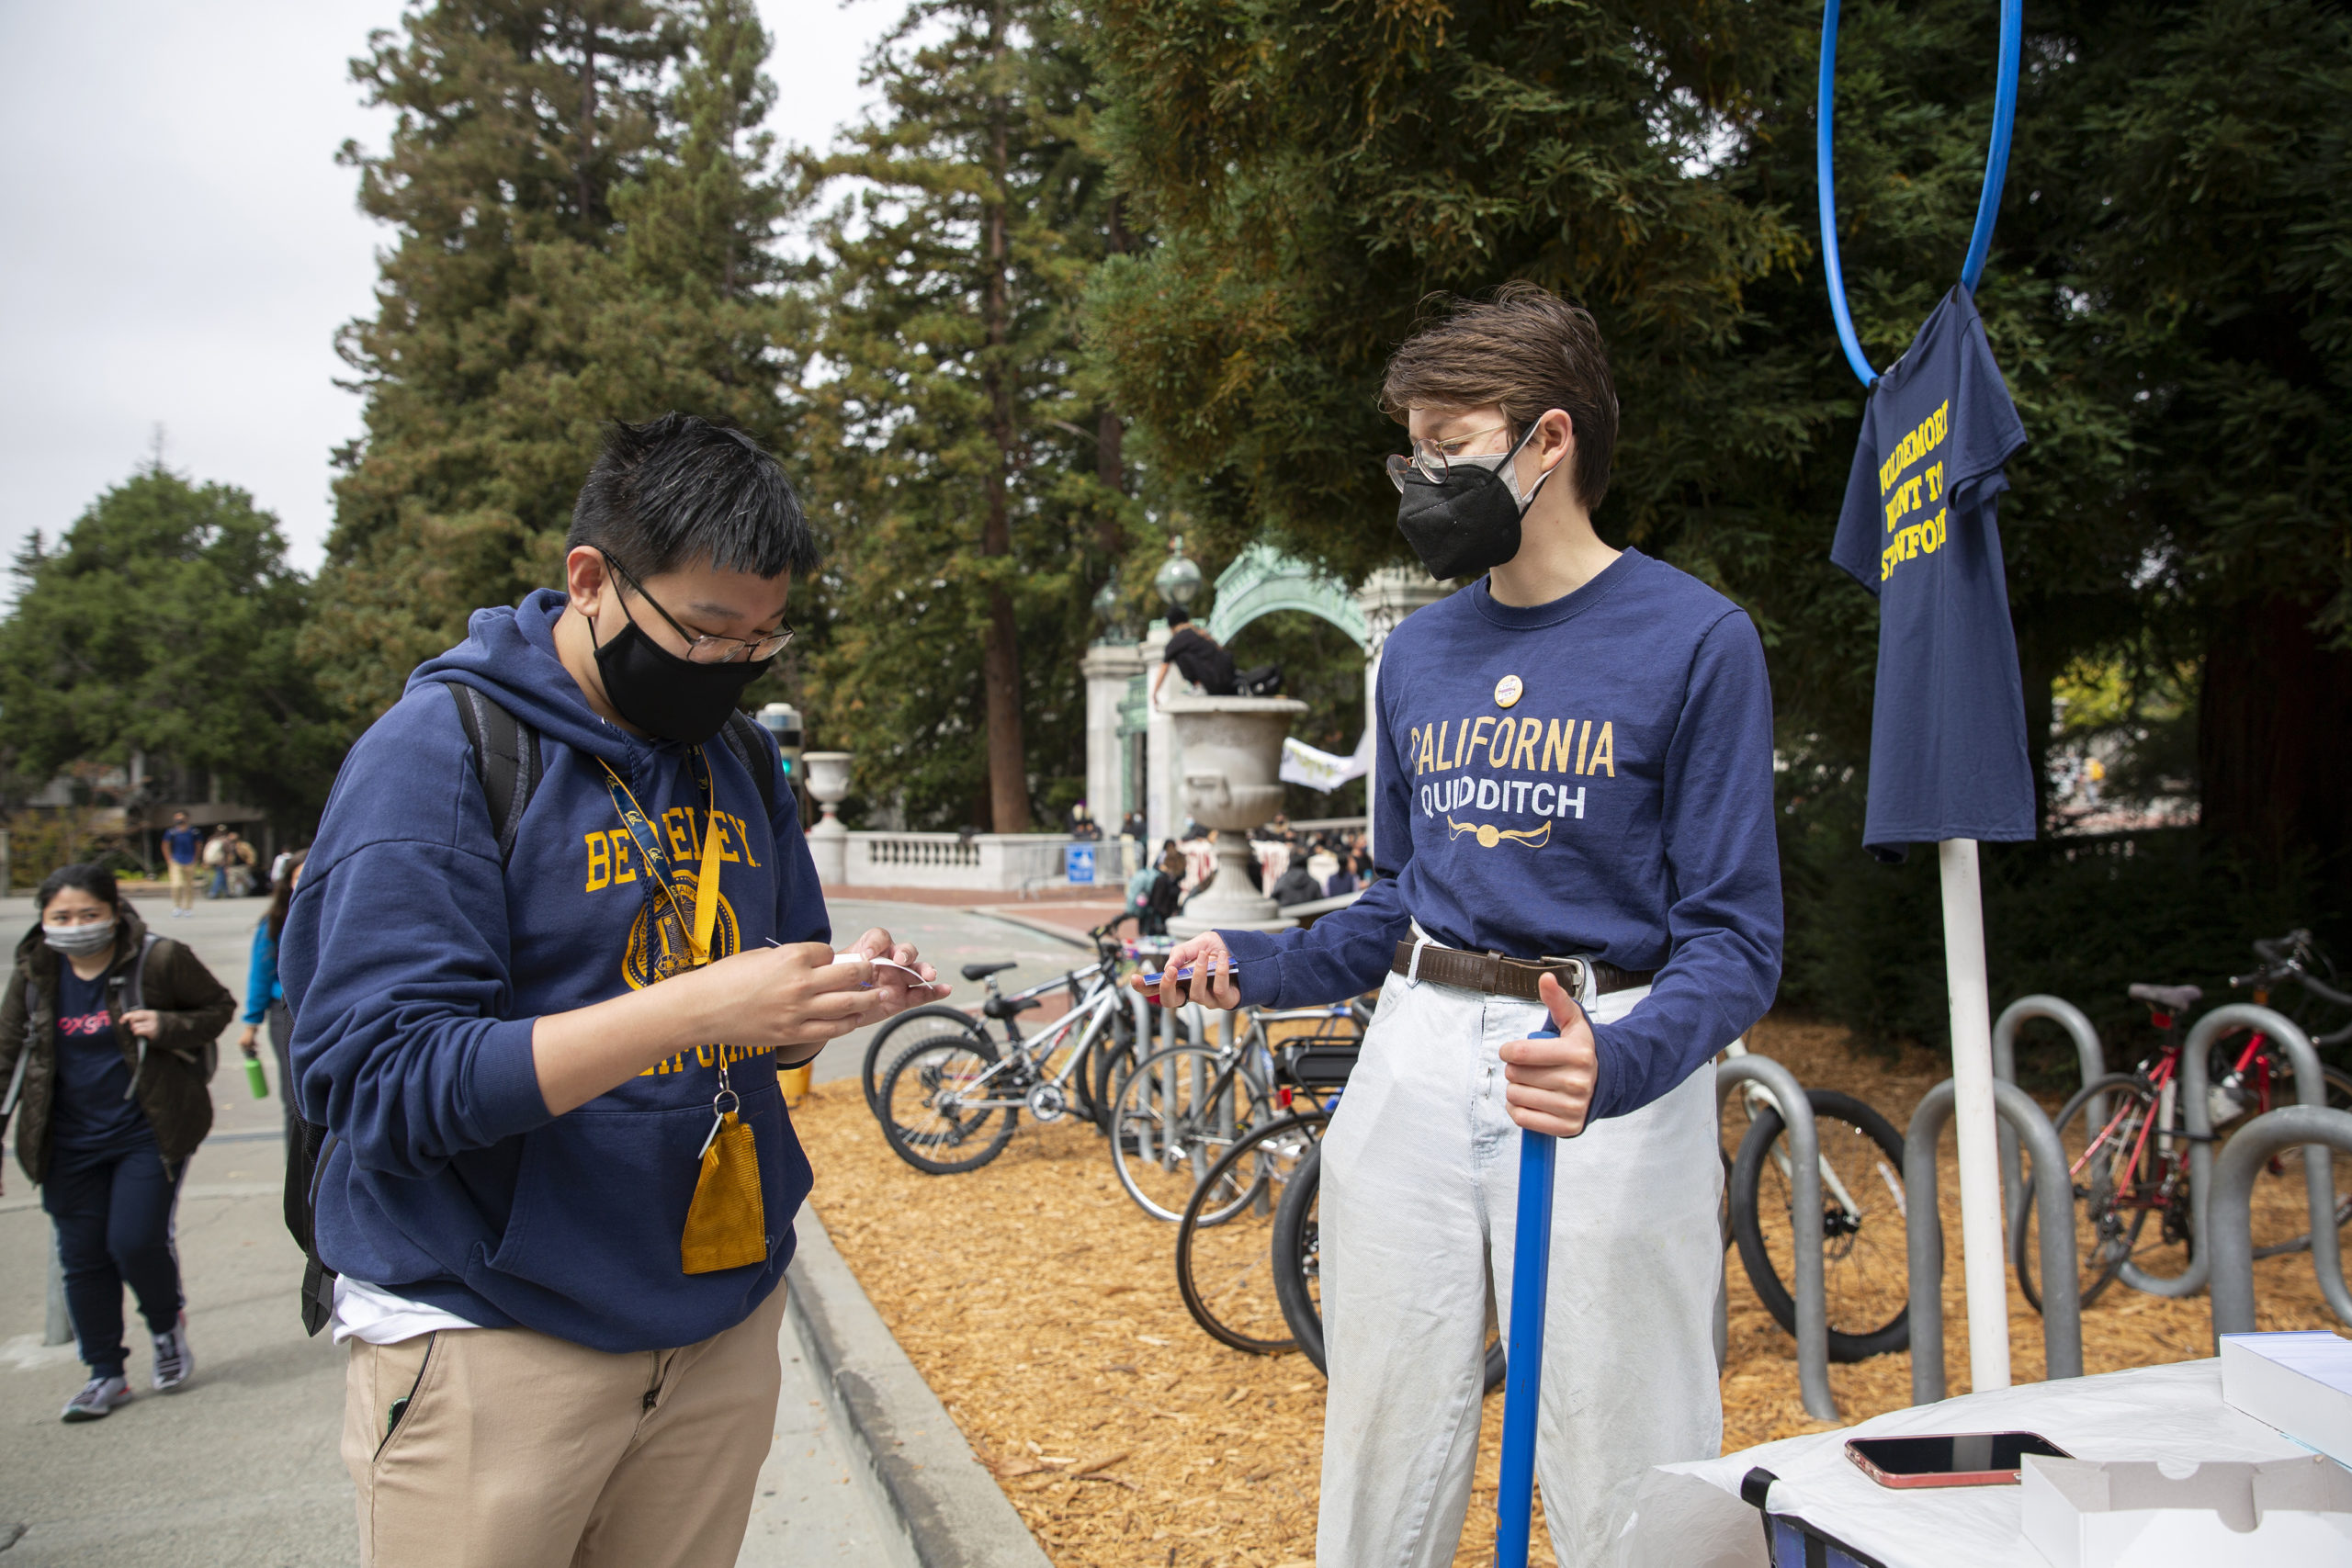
[1494,673,1524,708]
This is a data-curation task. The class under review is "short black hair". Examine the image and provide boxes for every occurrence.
[1164,605,1193,626]
[39,863,119,916]
[568,413,818,580]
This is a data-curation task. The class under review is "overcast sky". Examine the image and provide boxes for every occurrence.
[0,0,893,579]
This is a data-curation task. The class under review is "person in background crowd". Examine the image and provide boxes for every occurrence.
[1270,856,1322,908]
[1140,841,1186,936]
[0,864,235,1421]
[201,828,232,899]
[1069,801,1102,841]
[268,846,296,886]
[1306,836,1342,892]
[227,832,259,898]
[238,852,305,1134]
[160,812,201,919]
[1125,852,1160,936]
[1118,809,1145,842]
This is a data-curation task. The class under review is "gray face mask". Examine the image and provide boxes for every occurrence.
[42,919,116,957]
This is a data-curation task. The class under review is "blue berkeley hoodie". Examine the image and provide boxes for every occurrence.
[280,590,829,1353]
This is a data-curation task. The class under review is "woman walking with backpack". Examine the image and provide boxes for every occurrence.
[0,864,235,1421]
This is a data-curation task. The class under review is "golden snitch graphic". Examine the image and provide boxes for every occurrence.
[1445,817,1553,849]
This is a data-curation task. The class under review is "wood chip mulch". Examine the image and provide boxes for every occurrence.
[793,1013,2348,1568]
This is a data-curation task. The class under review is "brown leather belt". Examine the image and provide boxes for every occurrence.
[1389,939,1654,1002]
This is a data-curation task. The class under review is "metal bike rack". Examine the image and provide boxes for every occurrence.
[2209,1105,2352,1337]
[2120,1004,2337,1303]
[1992,995,2108,1237]
[1905,1078,2085,1404]
[1714,1054,1838,1422]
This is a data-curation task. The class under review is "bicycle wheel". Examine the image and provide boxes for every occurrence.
[1176,1111,1328,1355]
[861,1003,989,1116]
[1272,1144,1507,1391]
[2015,1072,2169,1314]
[1729,1089,1910,1361]
[2233,1055,2352,1264]
[1087,1000,1141,1135]
[1109,1043,1271,1221]
[878,1034,1020,1175]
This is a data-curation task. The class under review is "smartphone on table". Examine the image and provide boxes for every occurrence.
[1844,1431,2071,1488]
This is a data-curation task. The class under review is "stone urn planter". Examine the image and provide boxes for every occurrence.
[803,751,853,886]
[1162,695,1309,937]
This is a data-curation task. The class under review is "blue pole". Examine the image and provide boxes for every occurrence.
[1961,0,2025,295]
[1816,0,1878,388]
[1494,1024,1560,1566]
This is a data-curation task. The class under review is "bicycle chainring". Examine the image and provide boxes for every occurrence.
[1025,1083,1069,1122]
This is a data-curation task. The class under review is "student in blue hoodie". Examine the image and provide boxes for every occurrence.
[282,415,939,1568]
[1144,286,1782,1567]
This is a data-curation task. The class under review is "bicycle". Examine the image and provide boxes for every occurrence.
[2012,932,2352,1313]
[875,942,1146,1175]
[1107,999,1369,1221]
[858,921,1143,1128]
[1271,1137,1508,1392]
[1720,1035,1912,1362]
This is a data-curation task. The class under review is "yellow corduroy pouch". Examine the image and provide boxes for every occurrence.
[681,1109,767,1275]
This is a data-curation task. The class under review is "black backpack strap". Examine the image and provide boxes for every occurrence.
[447,682,542,863]
[718,710,780,823]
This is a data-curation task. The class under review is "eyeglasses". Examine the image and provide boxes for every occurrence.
[603,553,795,664]
[1383,423,1514,491]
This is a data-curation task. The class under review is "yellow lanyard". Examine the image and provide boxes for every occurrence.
[598,750,725,968]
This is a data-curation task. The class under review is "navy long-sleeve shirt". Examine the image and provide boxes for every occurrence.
[1220,549,1782,1122]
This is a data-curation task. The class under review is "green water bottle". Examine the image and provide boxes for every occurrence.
[244,1053,269,1100]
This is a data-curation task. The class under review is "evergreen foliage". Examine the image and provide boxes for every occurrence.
[796,0,1135,830]
[1087,0,2352,1058]
[0,465,336,818]
[311,0,808,724]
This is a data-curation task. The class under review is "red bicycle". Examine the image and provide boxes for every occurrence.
[2014,931,2352,1313]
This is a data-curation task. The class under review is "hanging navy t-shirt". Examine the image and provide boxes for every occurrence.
[49,965,152,1154]
[1830,285,2036,862]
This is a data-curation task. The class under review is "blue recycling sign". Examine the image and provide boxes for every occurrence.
[1065,843,1096,886]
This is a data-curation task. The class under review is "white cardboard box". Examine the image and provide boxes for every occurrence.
[2220,1329,2352,1467]
[2021,1454,2352,1566]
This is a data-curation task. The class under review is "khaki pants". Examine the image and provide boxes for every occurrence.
[343,1284,788,1568]
[167,861,198,910]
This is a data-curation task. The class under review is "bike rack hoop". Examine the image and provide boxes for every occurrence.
[1715,1055,1838,1421]
[1992,996,2108,1238]
[2122,1004,2342,1306]
[1905,1077,2085,1405]
[2209,1105,2352,1338]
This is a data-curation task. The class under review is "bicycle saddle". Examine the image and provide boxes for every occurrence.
[982,995,1043,1020]
[2128,982,2203,1011]
[961,960,1019,981]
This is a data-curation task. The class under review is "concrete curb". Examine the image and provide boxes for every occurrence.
[786,1207,1054,1568]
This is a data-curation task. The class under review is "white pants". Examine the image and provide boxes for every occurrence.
[1317,971,1723,1568]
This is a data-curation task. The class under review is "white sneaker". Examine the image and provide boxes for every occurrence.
[62,1375,131,1422]
[151,1314,194,1392]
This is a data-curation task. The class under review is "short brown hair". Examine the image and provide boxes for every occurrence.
[1379,282,1620,513]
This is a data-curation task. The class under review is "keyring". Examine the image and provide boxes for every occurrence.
[1818,0,2021,386]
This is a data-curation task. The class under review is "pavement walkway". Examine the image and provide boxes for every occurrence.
[0,888,1078,1565]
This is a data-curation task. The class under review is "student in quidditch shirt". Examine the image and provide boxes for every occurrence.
[283,415,940,1568]
[1144,284,1782,1566]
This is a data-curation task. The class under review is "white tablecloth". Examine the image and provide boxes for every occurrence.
[1623,1360,2317,1568]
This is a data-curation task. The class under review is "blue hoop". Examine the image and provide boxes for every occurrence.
[1819,0,2023,387]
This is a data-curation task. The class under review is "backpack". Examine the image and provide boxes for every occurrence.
[286,687,783,1335]
[1,932,185,1122]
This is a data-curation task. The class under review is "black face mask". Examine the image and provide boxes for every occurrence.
[1393,424,1557,581]
[593,603,775,745]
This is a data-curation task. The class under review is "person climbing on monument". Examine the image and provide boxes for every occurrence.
[1137,284,1782,1567]
[1150,607,1283,701]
